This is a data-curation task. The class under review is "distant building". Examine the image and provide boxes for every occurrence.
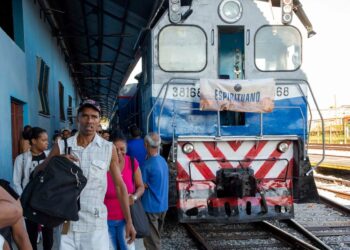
[310,106,350,144]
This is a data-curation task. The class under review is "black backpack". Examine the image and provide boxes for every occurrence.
[21,151,87,227]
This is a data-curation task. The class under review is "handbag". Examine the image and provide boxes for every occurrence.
[130,157,150,238]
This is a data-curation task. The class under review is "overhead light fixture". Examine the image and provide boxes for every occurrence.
[218,0,243,24]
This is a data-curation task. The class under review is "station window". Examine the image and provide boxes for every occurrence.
[255,26,301,71]
[59,82,65,121]
[158,25,207,72]
[0,0,25,50]
[0,0,14,39]
[68,95,73,124]
[37,57,50,116]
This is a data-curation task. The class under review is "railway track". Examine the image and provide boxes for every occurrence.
[315,174,350,200]
[182,198,350,250]
[183,220,327,249]
[309,144,350,151]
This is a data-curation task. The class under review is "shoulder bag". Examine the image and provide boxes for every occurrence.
[130,157,150,238]
[20,139,87,227]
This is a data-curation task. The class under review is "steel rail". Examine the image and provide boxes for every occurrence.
[282,219,332,250]
[314,174,350,186]
[257,220,319,250]
[317,186,350,200]
[319,193,350,215]
[183,223,213,250]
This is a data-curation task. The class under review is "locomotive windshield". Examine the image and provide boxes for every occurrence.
[255,26,302,71]
[158,25,207,72]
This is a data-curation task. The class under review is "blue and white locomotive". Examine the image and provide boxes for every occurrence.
[115,0,321,223]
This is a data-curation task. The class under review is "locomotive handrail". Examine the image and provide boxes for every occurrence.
[274,79,325,175]
[172,106,305,138]
[147,78,324,175]
[275,80,313,144]
[146,77,199,134]
[260,106,306,142]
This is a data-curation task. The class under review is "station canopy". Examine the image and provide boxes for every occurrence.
[40,0,166,117]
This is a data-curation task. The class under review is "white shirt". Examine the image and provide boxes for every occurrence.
[0,234,4,249]
[13,150,50,195]
[58,133,113,232]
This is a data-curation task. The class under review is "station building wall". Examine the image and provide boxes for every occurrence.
[0,0,78,181]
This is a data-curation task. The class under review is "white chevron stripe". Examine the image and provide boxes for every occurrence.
[177,140,294,180]
[250,141,280,172]
[219,141,256,167]
[193,142,221,175]
[176,146,205,181]
[265,144,294,178]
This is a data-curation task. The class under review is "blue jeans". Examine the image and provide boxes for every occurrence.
[108,220,127,250]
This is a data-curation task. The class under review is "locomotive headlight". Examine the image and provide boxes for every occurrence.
[277,141,290,153]
[218,0,242,23]
[171,3,180,12]
[281,0,293,24]
[283,5,292,13]
[168,0,181,23]
[182,143,194,154]
[282,13,292,23]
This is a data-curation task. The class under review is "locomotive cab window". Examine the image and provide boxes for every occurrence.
[255,26,302,71]
[158,25,207,72]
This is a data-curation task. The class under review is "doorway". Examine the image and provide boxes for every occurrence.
[11,98,24,163]
[218,26,245,126]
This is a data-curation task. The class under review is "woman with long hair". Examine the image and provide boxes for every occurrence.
[13,127,53,250]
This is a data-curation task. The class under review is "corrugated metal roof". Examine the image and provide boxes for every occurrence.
[38,0,165,117]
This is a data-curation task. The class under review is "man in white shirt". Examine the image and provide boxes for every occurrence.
[36,99,136,250]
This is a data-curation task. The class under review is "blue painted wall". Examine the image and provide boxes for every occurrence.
[0,0,78,181]
[0,28,27,180]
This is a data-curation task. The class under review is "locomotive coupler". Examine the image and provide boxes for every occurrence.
[215,168,257,198]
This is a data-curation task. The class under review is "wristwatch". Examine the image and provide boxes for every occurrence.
[132,195,138,201]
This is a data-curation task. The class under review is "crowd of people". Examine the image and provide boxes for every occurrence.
[0,99,169,250]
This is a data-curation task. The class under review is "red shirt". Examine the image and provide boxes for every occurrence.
[104,156,139,220]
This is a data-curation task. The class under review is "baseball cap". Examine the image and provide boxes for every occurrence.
[77,99,101,114]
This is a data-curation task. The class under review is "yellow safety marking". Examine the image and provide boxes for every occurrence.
[311,162,350,171]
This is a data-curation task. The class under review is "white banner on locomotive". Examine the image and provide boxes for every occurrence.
[200,78,275,113]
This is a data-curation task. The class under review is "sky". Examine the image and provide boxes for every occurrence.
[127,1,350,110]
[299,0,350,109]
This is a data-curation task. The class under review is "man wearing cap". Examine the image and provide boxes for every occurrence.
[36,99,136,250]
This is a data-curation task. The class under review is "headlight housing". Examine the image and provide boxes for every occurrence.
[281,0,293,24]
[218,0,243,23]
[182,143,194,154]
[168,0,181,23]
